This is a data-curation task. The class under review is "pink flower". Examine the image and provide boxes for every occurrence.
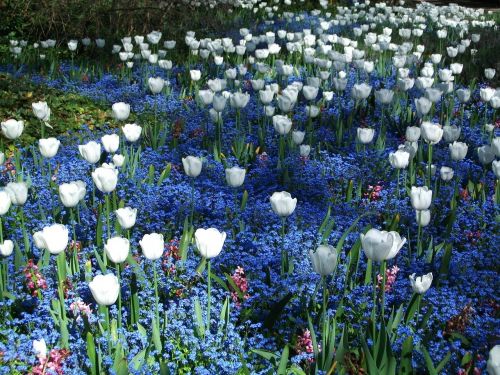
[377,265,400,292]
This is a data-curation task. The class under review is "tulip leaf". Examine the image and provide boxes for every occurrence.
[86,332,97,375]
[194,297,205,338]
[307,314,319,359]
[130,349,147,371]
[404,293,420,325]
[157,163,171,186]
[210,272,229,292]
[152,318,162,352]
[277,344,289,375]
[93,249,107,274]
[218,296,230,338]
[399,335,413,375]
[240,190,248,211]
[251,348,278,362]
[438,244,453,282]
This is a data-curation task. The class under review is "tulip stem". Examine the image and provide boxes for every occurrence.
[69,208,78,276]
[116,264,122,332]
[396,169,400,198]
[280,217,288,276]
[427,143,433,188]
[417,211,423,257]
[56,252,69,348]
[207,260,211,333]
[105,194,111,240]
[380,261,386,321]
[190,178,195,225]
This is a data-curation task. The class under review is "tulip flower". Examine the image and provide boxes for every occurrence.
[409,272,433,294]
[309,245,337,276]
[79,141,101,164]
[410,186,432,210]
[389,150,409,169]
[112,154,125,167]
[59,181,86,208]
[5,182,28,206]
[1,119,24,140]
[292,130,305,145]
[416,210,431,227]
[270,191,297,218]
[39,138,60,158]
[115,207,137,230]
[182,156,202,178]
[357,127,375,145]
[32,101,51,122]
[421,122,443,145]
[104,236,129,264]
[33,224,69,255]
[440,166,454,181]
[477,145,495,165]
[92,167,118,193]
[299,145,311,158]
[225,167,246,188]
[101,134,120,154]
[89,273,120,306]
[139,233,164,260]
[484,68,496,80]
[442,125,461,143]
[112,102,130,121]
[0,191,12,216]
[487,346,500,375]
[148,77,165,94]
[449,141,468,161]
[122,123,142,143]
[405,126,421,142]
[0,240,13,257]
[361,229,398,262]
[273,115,292,135]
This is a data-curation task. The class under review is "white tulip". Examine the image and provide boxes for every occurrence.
[309,245,337,276]
[115,207,137,229]
[32,101,51,121]
[5,182,28,205]
[409,272,433,294]
[104,237,130,264]
[122,123,142,143]
[101,134,120,153]
[33,224,69,255]
[0,191,12,215]
[79,141,101,164]
[139,233,165,260]
[195,228,226,259]
[89,273,120,306]
[182,156,202,178]
[1,119,24,139]
[92,167,119,193]
[270,191,297,218]
[410,186,432,210]
[225,167,246,188]
[112,102,130,121]
[38,138,60,158]
[0,240,14,257]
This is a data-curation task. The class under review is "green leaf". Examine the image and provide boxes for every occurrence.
[194,297,205,338]
[277,345,289,375]
[404,293,420,325]
[130,349,147,371]
[399,336,413,375]
[438,244,453,281]
[86,332,97,375]
[152,318,162,352]
[241,190,248,211]
[225,272,244,300]
[251,349,278,362]
[93,249,107,274]
[157,163,171,186]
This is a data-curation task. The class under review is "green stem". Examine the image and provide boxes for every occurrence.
[116,264,123,332]
[207,260,211,333]
[427,143,433,187]
[105,194,111,239]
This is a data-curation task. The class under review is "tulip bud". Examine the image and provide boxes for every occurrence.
[190,70,201,81]
[273,115,292,135]
[139,233,164,260]
[309,245,337,276]
[405,126,421,142]
[270,191,297,217]
[89,274,120,305]
[492,160,500,179]
[292,130,305,145]
[182,156,202,178]
[115,207,137,229]
[104,237,129,264]
[112,154,125,167]
[33,339,47,359]
[361,229,405,262]
[38,138,60,158]
[195,228,226,259]
[409,272,433,294]
[442,125,461,143]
